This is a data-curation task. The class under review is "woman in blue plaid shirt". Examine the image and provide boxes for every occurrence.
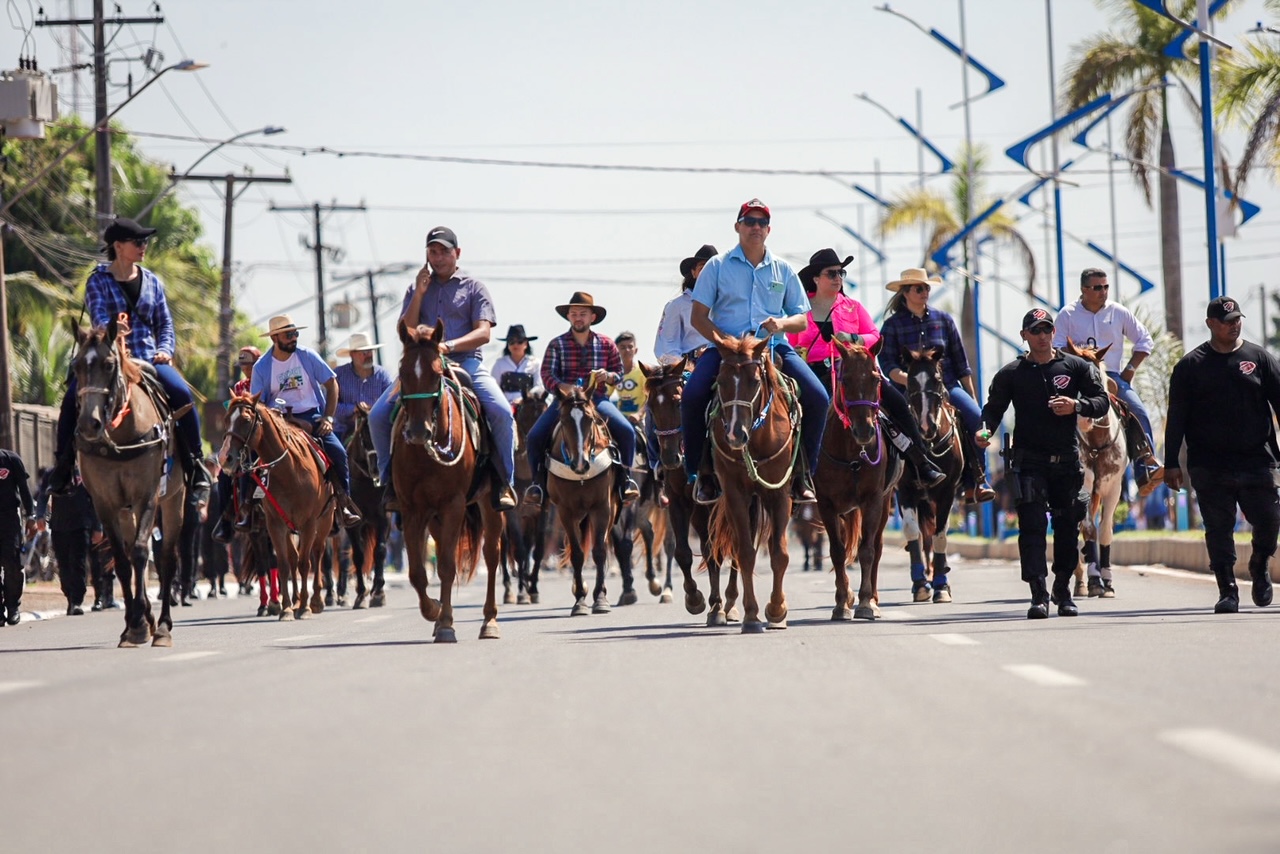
[48,218,210,500]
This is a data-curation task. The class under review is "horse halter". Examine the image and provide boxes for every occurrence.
[76,341,130,432]
[557,393,609,473]
[717,357,776,431]
[224,400,265,472]
[646,373,686,468]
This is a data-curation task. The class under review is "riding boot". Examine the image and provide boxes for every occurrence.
[212,505,235,544]
[1052,572,1078,617]
[963,433,996,503]
[1212,565,1240,614]
[1123,415,1163,497]
[177,433,212,504]
[47,446,77,496]
[693,438,720,505]
[790,452,816,505]
[904,441,947,488]
[490,463,518,512]
[336,487,362,528]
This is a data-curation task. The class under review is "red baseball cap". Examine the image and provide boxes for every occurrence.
[737,198,770,221]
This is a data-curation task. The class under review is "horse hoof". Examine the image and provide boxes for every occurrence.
[324,592,334,608]
[741,620,766,634]
[479,622,501,640]
[516,592,531,605]
[310,598,324,615]
[832,607,852,621]
[684,591,705,614]
[279,609,295,622]
[268,601,282,616]
[912,583,932,603]
[571,599,591,617]
[1101,583,1116,599]
[765,604,787,625]
[932,585,952,604]
[853,605,879,621]
[256,605,268,617]
[503,591,516,605]
[151,632,173,648]
[707,610,727,627]
[434,627,458,644]
[370,592,386,608]
[1087,578,1105,598]
[592,595,612,614]
[336,596,347,608]
[766,618,788,630]
[725,606,741,623]
[352,593,367,610]
[530,593,541,604]
[647,578,663,597]
[117,638,138,648]
[616,589,638,607]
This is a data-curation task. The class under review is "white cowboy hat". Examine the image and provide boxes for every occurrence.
[336,331,385,357]
[266,314,306,336]
[885,268,935,293]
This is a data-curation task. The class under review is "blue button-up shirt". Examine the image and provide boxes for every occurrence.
[691,245,808,342]
[333,361,394,438]
[399,269,498,357]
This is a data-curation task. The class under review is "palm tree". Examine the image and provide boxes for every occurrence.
[880,143,1036,364]
[1214,1,1280,195]
[1062,0,1233,343]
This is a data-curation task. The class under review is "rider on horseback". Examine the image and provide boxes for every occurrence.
[48,218,211,500]
[522,292,642,506]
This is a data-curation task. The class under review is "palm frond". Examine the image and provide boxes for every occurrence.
[879,188,958,239]
[1125,88,1160,204]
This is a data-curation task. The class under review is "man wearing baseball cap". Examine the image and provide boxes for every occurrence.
[1164,295,1280,614]
[976,308,1109,619]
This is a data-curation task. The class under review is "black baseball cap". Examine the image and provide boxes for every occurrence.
[426,226,458,249]
[1206,295,1244,321]
[1022,307,1055,330]
[102,217,157,245]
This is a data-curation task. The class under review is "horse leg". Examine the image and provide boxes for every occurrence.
[855,500,886,620]
[932,523,953,603]
[901,505,931,602]
[562,514,590,617]
[128,505,157,644]
[610,514,634,607]
[819,503,852,621]
[764,493,790,629]
[479,506,503,640]
[405,511,440,624]
[266,521,296,621]
[640,515,662,597]
[108,532,143,647]
[370,521,387,605]
[724,566,741,623]
[428,515,459,643]
[592,510,613,614]
[726,499,762,633]
[1097,474,1122,597]
[670,499,705,615]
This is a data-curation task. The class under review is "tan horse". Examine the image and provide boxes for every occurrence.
[221,393,335,621]
[705,335,798,633]
[393,320,502,642]
[72,318,186,647]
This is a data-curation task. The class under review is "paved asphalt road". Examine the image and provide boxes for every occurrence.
[3,543,1279,854]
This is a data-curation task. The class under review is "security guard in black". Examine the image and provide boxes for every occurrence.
[979,308,1108,619]
[0,448,35,625]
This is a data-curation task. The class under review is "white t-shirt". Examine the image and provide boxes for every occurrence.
[269,352,314,411]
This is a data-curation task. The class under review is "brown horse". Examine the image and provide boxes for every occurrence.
[815,338,904,621]
[72,317,186,647]
[643,359,743,625]
[502,388,554,605]
[898,347,966,603]
[393,319,502,642]
[342,404,389,609]
[221,393,335,621]
[705,336,798,633]
[546,382,620,616]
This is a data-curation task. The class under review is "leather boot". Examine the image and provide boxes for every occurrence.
[1053,573,1078,617]
[1248,553,1273,608]
[963,433,996,502]
[181,452,212,504]
[1124,416,1163,497]
[1212,565,1240,614]
[790,453,816,504]
[1027,577,1050,619]
[491,462,517,511]
[336,490,362,528]
[693,440,720,505]
[212,512,235,544]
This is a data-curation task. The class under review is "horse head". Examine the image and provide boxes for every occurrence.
[644,357,688,471]
[554,383,609,476]
[221,391,265,471]
[1064,339,1116,432]
[347,402,380,482]
[71,315,136,443]
[903,346,948,440]
[833,336,883,447]
[715,335,771,451]
[514,388,547,442]
[397,318,448,447]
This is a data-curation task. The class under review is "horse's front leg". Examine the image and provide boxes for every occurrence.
[855,497,889,619]
[819,500,852,621]
[670,497,705,615]
[479,506,503,640]
[405,510,439,624]
[592,504,613,614]
[561,513,590,618]
[427,514,459,643]
[763,491,790,629]
[725,499,761,633]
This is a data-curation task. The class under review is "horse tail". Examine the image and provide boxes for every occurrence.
[360,525,376,579]
[707,499,735,566]
[455,503,482,586]
[834,508,863,568]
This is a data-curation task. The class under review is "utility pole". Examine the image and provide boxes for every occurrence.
[333,262,413,365]
[36,1,164,226]
[269,201,366,358]
[173,172,292,405]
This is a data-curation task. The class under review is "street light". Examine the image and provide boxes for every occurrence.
[0,58,207,451]
[132,125,286,222]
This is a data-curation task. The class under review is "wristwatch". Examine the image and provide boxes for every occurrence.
[1073,399,1082,414]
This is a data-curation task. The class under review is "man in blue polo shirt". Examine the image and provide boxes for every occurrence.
[681,199,828,504]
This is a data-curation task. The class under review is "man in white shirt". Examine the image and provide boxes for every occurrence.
[1053,268,1163,494]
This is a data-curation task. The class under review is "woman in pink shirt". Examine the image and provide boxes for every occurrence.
[789,249,943,485]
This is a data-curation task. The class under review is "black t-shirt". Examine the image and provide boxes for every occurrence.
[0,450,33,530]
[1165,339,1280,472]
[981,350,1109,456]
[116,270,142,313]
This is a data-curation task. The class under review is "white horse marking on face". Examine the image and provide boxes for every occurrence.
[912,368,932,426]
[655,392,665,406]
[414,358,423,381]
[570,406,586,458]
[727,374,742,435]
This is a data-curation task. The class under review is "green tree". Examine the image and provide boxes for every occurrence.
[1130,305,1183,453]
[1062,0,1234,343]
[1215,0,1280,194]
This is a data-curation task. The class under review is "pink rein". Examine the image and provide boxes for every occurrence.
[831,358,885,465]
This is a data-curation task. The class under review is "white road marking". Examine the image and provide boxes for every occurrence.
[1159,729,1280,783]
[1122,564,1215,582]
[878,608,918,621]
[929,633,979,646]
[353,615,392,624]
[0,681,42,695]
[1002,664,1087,687]
[274,634,323,643]
[155,651,219,663]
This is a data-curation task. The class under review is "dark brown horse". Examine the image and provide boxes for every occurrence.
[72,317,186,647]
[815,338,904,621]
[502,388,554,605]
[705,336,797,633]
[221,393,335,621]
[898,347,966,603]
[393,320,502,642]
[342,403,389,609]
[546,382,620,616]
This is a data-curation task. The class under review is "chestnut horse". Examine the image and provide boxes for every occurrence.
[898,348,965,603]
[705,336,798,633]
[72,318,186,647]
[815,339,904,621]
[1064,341,1127,599]
[393,320,502,642]
[221,393,335,621]
[546,382,620,616]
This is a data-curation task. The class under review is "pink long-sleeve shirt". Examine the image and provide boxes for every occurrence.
[787,292,880,363]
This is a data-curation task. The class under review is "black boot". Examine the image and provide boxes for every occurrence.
[179,442,212,504]
[1053,573,1078,617]
[1027,577,1050,619]
[906,442,947,488]
[790,453,816,504]
[693,440,720,505]
[212,511,235,544]
[1123,415,1163,497]
[1248,553,1273,608]
[1212,565,1240,614]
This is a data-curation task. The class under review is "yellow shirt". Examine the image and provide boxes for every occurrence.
[613,364,647,415]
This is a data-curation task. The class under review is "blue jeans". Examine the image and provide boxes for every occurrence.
[1106,371,1153,443]
[56,364,203,458]
[370,353,516,485]
[946,383,983,434]
[527,394,635,483]
[681,342,829,478]
[293,409,349,492]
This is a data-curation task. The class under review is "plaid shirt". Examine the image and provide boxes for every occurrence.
[541,330,622,392]
[84,264,175,362]
[878,306,971,387]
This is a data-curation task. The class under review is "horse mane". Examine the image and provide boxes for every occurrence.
[229,393,313,455]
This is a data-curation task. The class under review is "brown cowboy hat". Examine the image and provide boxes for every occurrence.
[885,267,934,293]
[555,291,607,324]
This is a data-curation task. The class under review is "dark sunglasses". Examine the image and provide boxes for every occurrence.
[738,216,770,228]
[126,238,149,248]
[1083,284,1109,292]
[822,268,847,279]
[905,284,931,295]
[281,330,300,340]
[1027,325,1054,336]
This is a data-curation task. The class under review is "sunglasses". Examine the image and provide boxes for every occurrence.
[822,268,847,279]
[738,216,770,228]
[905,284,931,295]
[280,330,299,340]
[124,238,149,248]
[1084,284,1109,292]
[1026,325,1054,336]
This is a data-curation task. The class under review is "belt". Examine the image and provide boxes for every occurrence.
[1015,449,1075,465]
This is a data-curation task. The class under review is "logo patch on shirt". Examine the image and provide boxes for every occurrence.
[1052,374,1071,390]
[1240,361,1257,376]
[0,468,9,480]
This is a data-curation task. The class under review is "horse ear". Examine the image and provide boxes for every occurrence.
[250,392,261,405]
[397,318,410,344]
[870,336,883,357]
[556,383,574,400]
[925,346,941,362]
[1096,343,1112,361]
[106,314,118,344]
[433,319,446,342]
[1064,336,1076,354]
[638,360,657,378]
[750,337,769,361]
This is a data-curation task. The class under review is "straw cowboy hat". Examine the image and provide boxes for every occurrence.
[555,291,607,324]
[266,314,306,336]
[336,331,385,357]
[885,268,934,293]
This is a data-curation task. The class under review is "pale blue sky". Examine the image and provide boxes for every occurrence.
[13,0,1280,382]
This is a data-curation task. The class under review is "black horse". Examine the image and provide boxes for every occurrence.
[502,388,555,604]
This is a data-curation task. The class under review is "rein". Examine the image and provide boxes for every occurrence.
[709,351,800,490]
[827,360,886,467]
[401,370,468,467]
[74,360,166,458]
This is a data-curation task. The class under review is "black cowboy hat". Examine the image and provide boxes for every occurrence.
[798,248,854,293]
[679,244,718,279]
[555,291,607,324]
[498,324,538,342]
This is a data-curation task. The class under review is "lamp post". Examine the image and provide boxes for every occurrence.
[132,125,286,222]
[0,59,207,451]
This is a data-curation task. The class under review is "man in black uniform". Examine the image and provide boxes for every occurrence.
[44,469,100,615]
[977,308,1109,619]
[0,448,36,625]
[1164,296,1280,614]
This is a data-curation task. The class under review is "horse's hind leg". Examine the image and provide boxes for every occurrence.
[670,503,705,615]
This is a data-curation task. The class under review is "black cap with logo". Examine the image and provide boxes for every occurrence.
[1022,307,1055,330]
[426,226,458,249]
[1206,295,1244,321]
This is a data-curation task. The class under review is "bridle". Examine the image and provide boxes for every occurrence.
[74,335,164,455]
[646,372,686,470]
[555,390,610,476]
[827,354,885,467]
[399,347,466,466]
